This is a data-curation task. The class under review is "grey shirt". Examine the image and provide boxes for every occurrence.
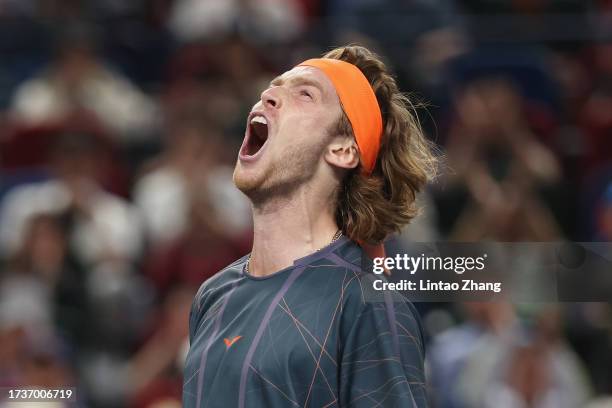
[183,237,428,407]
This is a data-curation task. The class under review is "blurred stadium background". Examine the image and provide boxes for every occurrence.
[0,0,611,407]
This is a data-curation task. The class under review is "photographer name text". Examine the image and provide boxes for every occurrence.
[371,254,502,294]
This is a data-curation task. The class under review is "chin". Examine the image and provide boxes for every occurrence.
[233,164,265,195]
[233,152,316,202]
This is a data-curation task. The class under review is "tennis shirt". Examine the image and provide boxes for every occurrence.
[183,236,427,407]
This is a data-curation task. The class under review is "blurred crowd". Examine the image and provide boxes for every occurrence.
[0,0,610,407]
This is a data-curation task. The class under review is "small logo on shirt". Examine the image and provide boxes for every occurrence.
[224,336,242,349]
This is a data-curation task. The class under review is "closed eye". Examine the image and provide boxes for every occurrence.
[299,89,313,99]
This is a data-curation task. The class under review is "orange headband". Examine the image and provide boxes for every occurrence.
[298,58,382,175]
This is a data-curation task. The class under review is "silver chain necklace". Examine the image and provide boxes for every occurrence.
[245,229,342,275]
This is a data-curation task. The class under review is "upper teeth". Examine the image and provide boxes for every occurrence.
[251,116,267,125]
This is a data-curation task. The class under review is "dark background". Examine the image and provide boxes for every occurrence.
[0,1,611,407]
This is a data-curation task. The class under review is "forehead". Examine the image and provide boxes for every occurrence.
[274,66,339,102]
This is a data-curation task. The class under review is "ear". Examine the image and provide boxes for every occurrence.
[324,137,359,170]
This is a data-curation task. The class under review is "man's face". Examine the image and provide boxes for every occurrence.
[233,66,343,201]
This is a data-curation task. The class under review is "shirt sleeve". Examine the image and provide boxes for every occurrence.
[188,283,207,344]
[339,291,428,407]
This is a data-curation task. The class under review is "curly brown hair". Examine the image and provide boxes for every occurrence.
[324,45,438,244]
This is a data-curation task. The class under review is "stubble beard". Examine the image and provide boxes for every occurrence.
[233,143,323,205]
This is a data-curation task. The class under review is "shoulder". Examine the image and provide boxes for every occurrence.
[319,239,416,313]
[343,272,423,322]
[339,267,426,351]
[192,255,248,312]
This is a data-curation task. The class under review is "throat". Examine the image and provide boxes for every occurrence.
[247,203,341,277]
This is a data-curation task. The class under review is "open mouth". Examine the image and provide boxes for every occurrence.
[241,114,270,159]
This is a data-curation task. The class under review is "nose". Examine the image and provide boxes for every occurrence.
[261,87,282,110]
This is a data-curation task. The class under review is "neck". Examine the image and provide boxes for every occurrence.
[248,183,339,277]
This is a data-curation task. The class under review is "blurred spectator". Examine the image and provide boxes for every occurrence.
[134,112,251,297]
[428,303,592,408]
[9,25,159,143]
[134,112,250,242]
[428,302,517,408]
[0,214,78,402]
[475,306,591,408]
[127,286,193,408]
[438,77,564,240]
[0,1,610,407]
[142,173,251,296]
[133,119,215,246]
[1,213,89,343]
[0,131,143,265]
[167,0,305,43]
